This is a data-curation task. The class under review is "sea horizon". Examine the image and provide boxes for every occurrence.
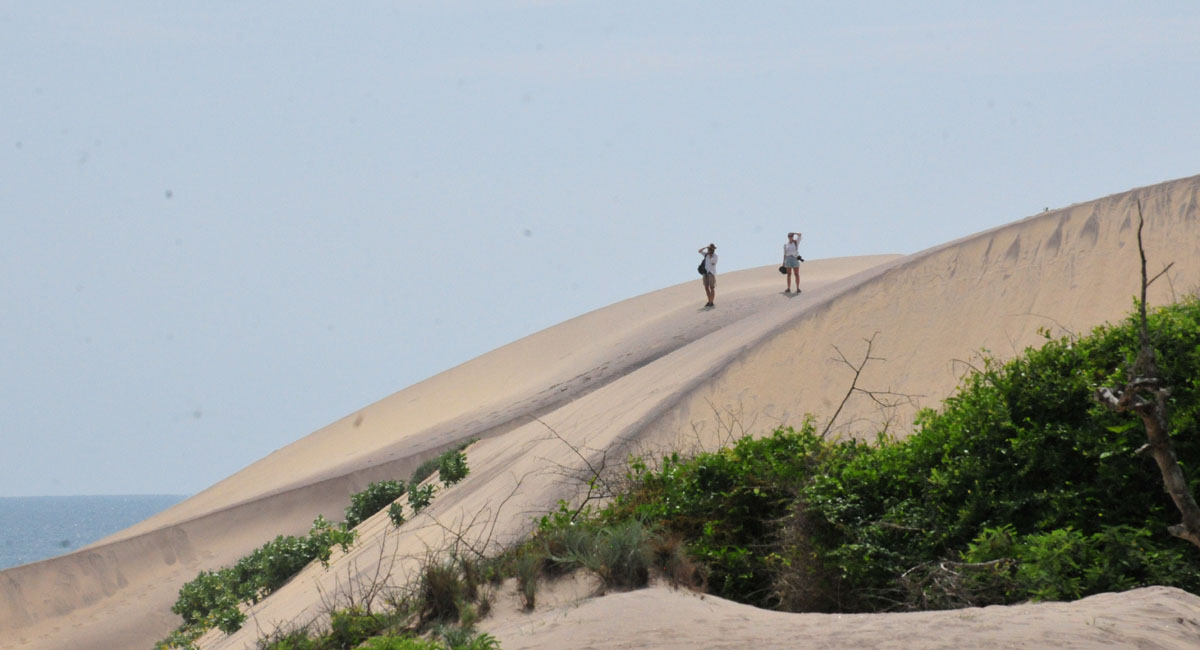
[0,494,188,570]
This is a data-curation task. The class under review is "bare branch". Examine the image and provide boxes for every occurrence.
[822,333,921,439]
[1094,202,1200,550]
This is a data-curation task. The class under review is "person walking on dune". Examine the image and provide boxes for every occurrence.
[698,243,717,307]
[783,232,803,293]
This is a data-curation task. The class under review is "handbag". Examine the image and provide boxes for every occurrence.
[698,259,707,276]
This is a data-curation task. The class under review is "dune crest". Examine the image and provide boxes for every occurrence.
[3,175,1200,650]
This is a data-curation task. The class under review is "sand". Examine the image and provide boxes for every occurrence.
[2,175,1200,649]
[483,581,1200,650]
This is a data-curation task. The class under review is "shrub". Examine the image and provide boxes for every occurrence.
[156,623,206,650]
[408,484,435,514]
[166,517,357,642]
[439,451,470,486]
[388,501,407,527]
[358,637,445,650]
[797,297,1200,611]
[346,481,408,529]
[958,523,1196,604]
[256,628,322,650]
[410,440,477,487]
[604,426,827,607]
[328,606,388,649]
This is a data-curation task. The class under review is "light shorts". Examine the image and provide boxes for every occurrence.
[784,255,800,268]
[703,273,716,289]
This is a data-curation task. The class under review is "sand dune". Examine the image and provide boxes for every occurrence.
[2,175,1199,649]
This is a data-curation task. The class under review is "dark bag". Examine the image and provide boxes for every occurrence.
[778,265,787,274]
[698,259,707,276]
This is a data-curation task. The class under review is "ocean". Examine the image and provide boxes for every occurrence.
[0,494,187,571]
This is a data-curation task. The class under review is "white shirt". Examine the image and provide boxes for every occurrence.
[784,241,799,257]
[704,253,718,274]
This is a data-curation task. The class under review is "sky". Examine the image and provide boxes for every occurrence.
[2,2,1199,496]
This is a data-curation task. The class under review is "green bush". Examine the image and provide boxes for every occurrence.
[408,484,436,514]
[257,628,322,650]
[346,480,408,529]
[388,501,407,527]
[328,606,388,649]
[439,450,470,486]
[166,517,358,642]
[410,440,477,487]
[794,297,1200,610]
[155,623,206,650]
[959,523,1195,603]
[602,426,827,607]
[357,637,445,650]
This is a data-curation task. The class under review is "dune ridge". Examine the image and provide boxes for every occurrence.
[3,175,1200,649]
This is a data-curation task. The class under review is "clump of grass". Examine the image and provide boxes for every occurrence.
[593,519,653,589]
[516,553,542,610]
[418,559,470,625]
[648,532,707,591]
[511,516,666,606]
[540,522,599,576]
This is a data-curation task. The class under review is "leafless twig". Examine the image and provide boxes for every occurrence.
[822,333,920,439]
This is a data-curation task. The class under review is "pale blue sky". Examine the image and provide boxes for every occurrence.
[2,2,1198,496]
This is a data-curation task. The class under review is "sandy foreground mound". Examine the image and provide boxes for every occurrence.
[483,581,1200,650]
[2,175,1200,649]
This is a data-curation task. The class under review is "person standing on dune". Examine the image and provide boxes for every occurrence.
[783,232,803,293]
[699,243,717,307]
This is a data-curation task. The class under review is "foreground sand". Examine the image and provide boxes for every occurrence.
[483,581,1200,650]
[2,175,1200,649]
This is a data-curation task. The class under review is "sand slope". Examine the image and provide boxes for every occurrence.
[3,175,1200,649]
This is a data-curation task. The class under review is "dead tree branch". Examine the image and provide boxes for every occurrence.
[822,332,921,439]
[1095,200,1200,550]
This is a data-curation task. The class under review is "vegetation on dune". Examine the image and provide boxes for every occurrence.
[525,296,1200,612]
[249,550,502,650]
[158,441,478,649]
[345,480,408,530]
